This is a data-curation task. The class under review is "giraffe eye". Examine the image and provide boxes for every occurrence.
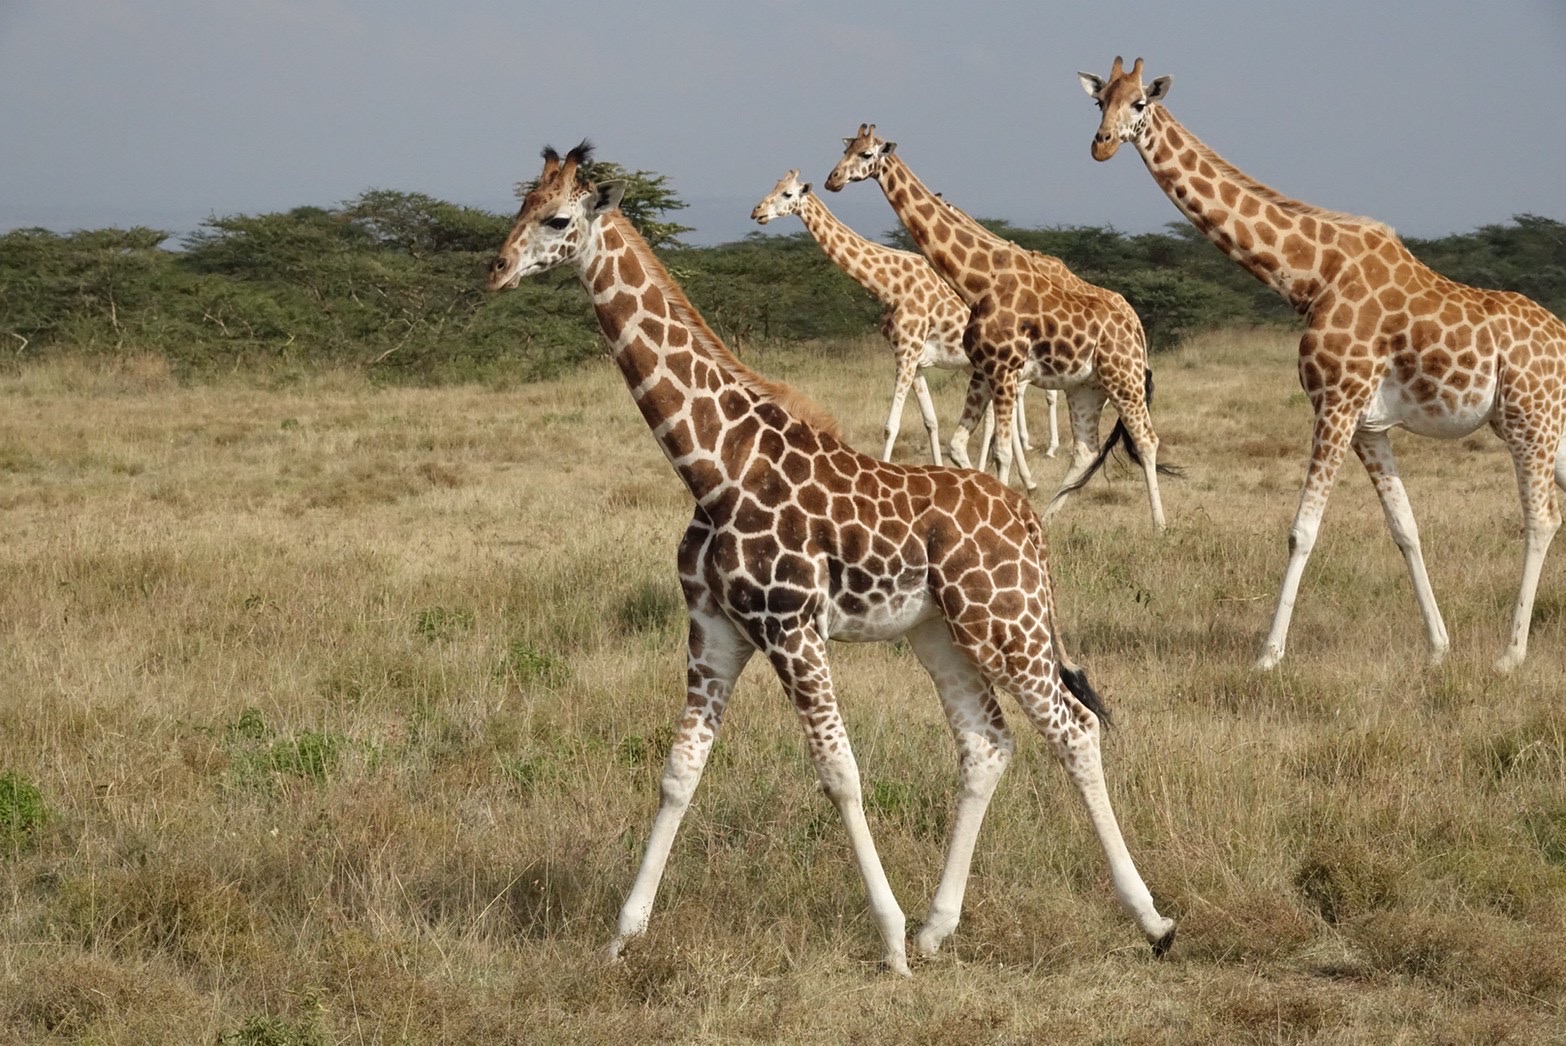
[861,151,874,160]
[1132,100,1147,112]
[544,216,571,230]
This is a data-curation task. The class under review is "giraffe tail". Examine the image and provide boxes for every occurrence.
[1060,663,1112,730]
[1025,511,1113,729]
[1047,367,1182,511]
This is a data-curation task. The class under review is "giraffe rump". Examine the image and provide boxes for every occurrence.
[1048,367,1183,511]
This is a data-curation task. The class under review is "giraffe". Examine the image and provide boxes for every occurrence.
[1081,56,1566,672]
[485,142,1175,974]
[750,168,1060,466]
[824,124,1177,532]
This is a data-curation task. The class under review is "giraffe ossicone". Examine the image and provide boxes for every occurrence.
[487,141,1175,973]
[824,123,1179,532]
[750,168,1060,467]
[1082,57,1566,671]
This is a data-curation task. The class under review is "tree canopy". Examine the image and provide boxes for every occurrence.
[3,174,1562,381]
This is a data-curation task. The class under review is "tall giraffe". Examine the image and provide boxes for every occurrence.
[825,124,1176,532]
[486,143,1174,974]
[1081,57,1566,671]
[750,169,1060,466]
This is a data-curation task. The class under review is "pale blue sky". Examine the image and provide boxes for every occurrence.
[3,1,1563,246]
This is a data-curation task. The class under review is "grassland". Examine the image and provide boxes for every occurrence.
[0,330,1563,1044]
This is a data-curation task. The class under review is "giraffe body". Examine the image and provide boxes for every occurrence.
[1083,57,1566,671]
[751,170,1059,465]
[825,125,1175,531]
[487,144,1174,974]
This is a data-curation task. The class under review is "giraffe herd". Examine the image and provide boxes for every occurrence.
[484,58,1566,974]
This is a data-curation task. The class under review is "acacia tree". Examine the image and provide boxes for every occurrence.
[514,160,693,249]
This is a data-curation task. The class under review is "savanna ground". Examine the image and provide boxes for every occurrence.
[0,329,1563,1044]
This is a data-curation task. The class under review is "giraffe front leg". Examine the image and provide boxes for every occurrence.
[771,634,909,976]
[1044,389,1061,459]
[989,373,1034,491]
[1256,408,1356,671]
[1017,382,1033,452]
[608,612,752,961]
[977,401,997,472]
[904,618,1013,958]
[880,352,919,462]
[910,371,944,466]
[1353,430,1449,666]
[949,369,992,471]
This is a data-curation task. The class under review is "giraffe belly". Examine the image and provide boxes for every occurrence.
[1361,372,1498,439]
[819,576,938,643]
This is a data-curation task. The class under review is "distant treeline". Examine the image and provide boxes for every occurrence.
[3,181,1563,382]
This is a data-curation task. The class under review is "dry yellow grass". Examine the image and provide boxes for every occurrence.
[0,332,1563,1043]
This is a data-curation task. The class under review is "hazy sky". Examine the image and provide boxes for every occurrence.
[4,1,1564,247]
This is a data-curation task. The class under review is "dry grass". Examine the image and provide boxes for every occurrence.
[0,332,1563,1043]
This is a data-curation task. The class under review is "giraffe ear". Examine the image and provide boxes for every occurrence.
[1078,72,1104,99]
[592,180,626,215]
[800,181,812,195]
[881,139,897,156]
[1146,75,1172,102]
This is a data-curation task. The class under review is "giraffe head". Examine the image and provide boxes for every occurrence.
[1078,56,1172,162]
[486,140,626,291]
[750,169,812,225]
[824,124,895,192]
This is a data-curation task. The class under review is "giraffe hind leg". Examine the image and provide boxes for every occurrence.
[1495,430,1564,672]
[941,596,1174,954]
[903,618,1014,958]
[1014,662,1175,951]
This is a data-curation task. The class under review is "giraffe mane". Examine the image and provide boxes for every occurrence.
[1154,107,1394,236]
[601,211,842,438]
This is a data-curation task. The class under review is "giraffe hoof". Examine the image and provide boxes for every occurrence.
[1151,926,1176,959]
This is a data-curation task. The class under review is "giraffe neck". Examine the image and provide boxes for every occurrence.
[579,212,820,508]
[795,194,912,305]
[875,154,1016,304]
[1133,105,1393,313]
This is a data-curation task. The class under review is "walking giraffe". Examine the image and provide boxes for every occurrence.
[825,124,1177,531]
[486,142,1175,974]
[751,169,1060,466]
[1081,56,1566,671]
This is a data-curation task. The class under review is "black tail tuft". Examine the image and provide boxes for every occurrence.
[1047,368,1181,510]
[1059,663,1112,730]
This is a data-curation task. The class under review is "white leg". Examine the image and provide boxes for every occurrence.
[1495,433,1564,671]
[904,618,1013,957]
[1009,668,1173,950]
[772,634,909,975]
[1041,388,1107,520]
[910,371,944,466]
[949,369,991,471]
[1016,383,1033,451]
[608,612,752,960]
[977,401,996,472]
[880,354,918,462]
[989,371,1035,491]
[1256,411,1356,670]
[1044,389,1061,459]
[1353,430,1449,664]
